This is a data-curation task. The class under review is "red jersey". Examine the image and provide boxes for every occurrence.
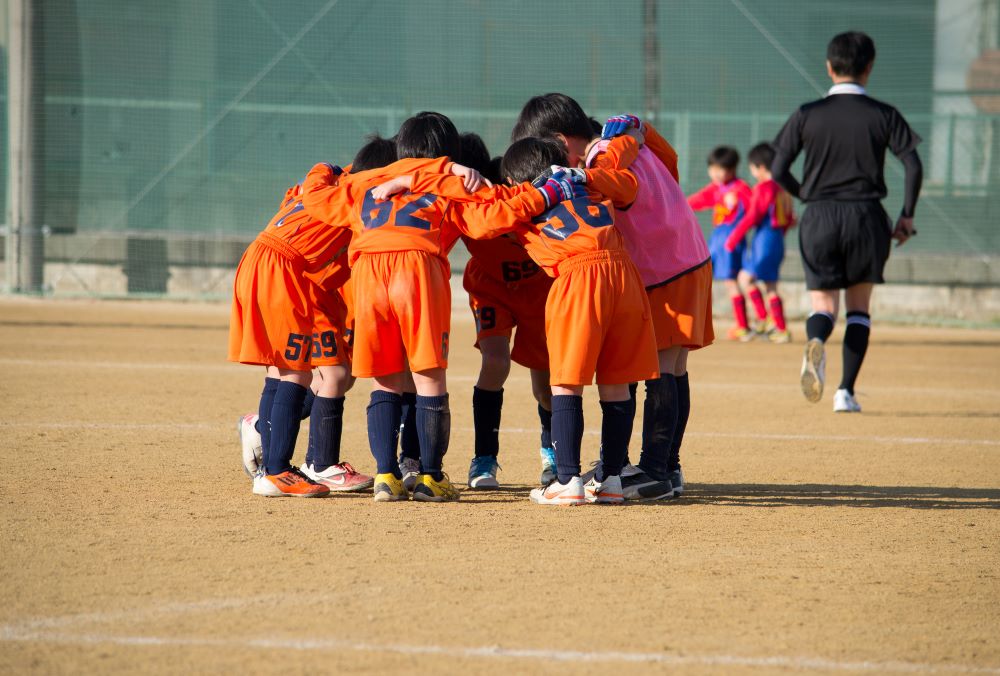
[261,183,352,291]
[301,159,548,264]
[725,178,797,251]
[687,178,753,227]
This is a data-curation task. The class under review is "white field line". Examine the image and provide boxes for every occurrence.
[2,421,998,448]
[1,626,998,674]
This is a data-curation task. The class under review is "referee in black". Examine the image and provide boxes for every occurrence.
[772,31,922,413]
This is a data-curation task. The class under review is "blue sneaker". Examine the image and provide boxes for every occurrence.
[539,447,557,486]
[468,456,500,489]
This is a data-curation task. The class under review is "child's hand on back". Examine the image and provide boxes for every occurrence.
[370,175,412,201]
[601,114,643,140]
[723,191,739,210]
[449,163,492,192]
[532,167,588,207]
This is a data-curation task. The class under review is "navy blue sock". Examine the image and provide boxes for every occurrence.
[399,392,420,462]
[266,381,307,475]
[538,404,552,449]
[638,374,677,480]
[840,312,871,395]
[806,311,835,343]
[599,399,631,480]
[473,387,503,458]
[669,374,690,472]
[623,382,638,465]
[307,396,344,471]
[367,391,402,477]
[257,377,279,457]
[416,394,450,481]
[551,394,584,484]
[300,388,316,420]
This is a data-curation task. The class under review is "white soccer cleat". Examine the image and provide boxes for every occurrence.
[833,388,862,413]
[301,462,374,491]
[529,475,586,506]
[584,474,624,504]
[238,413,263,480]
[800,338,826,403]
[399,456,421,492]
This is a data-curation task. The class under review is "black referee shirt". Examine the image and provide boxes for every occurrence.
[772,90,922,207]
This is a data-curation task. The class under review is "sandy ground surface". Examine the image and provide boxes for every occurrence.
[1,297,999,675]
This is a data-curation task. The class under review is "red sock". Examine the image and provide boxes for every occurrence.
[747,287,767,321]
[731,295,748,329]
[769,294,786,331]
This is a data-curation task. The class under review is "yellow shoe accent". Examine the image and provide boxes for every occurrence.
[768,329,792,344]
[373,473,408,502]
[412,473,461,502]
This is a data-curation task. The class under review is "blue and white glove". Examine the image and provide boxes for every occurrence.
[533,167,588,207]
[601,114,643,139]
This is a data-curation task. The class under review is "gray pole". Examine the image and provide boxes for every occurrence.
[643,0,660,122]
[7,0,44,293]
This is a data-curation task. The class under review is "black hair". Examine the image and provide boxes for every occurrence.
[511,93,594,142]
[501,137,568,185]
[588,117,603,137]
[485,156,504,186]
[747,142,776,170]
[396,111,461,160]
[827,31,876,79]
[351,134,397,172]
[458,132,492,175]
[707,145,740,171]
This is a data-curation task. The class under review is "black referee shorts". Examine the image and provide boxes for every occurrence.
[798,200,892,290]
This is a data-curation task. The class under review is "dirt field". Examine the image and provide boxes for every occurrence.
[1,297,998,675]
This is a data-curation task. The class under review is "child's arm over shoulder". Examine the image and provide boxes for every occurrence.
[687,183,716,211]
[724,181,775,252]
[587,135,640,208]
[301,163,354,227]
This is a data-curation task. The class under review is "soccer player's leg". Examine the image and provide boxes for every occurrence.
[711,227,749,340]
[399,370,421,491]
[836,283,873,413]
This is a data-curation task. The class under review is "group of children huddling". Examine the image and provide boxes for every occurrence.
[688,144,797,343]
[228,93,717,505]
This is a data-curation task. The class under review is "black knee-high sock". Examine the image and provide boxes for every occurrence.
[399,392,420,461]
[599,400,632,480]
[307,396,344,471]
[267,381,307,475]
[622,382,638,466]
[806,311,835,342]
[472,387,503,458]
[551,395,584,484]
[669,374,690,472]
[840,312,871,395]
[538,404,552,450]
[638,374,677,480]
[416,394,450,481]
[300,389,316,420]
[257,377,279,458]
[367,391,402,477]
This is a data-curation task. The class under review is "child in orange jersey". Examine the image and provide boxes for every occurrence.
[300,112,585,503]
[457,133,556,489]
[379,137,660,505]
[229,137,398,498]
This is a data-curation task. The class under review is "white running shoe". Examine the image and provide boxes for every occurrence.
[584,475,624,504]
[238,413,263,479]
[833,388,862,413]
[529,476,586,506]
[800,338,826,403]
[399,456,421,492]
[301,462,375,491]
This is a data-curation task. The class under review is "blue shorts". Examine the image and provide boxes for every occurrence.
[742,226,786,282]
[709,225,743,280]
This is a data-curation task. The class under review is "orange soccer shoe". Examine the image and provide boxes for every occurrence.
[252,467,330,498]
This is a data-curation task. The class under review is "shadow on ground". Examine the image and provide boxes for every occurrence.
[686,483,1000,509]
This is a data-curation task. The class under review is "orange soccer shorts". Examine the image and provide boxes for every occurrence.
[336,276,356,362]
[351,250,452,378]
[545,250,659,387]
[228,235,351,371]
[646,261,715,351]
[463,258,552,372]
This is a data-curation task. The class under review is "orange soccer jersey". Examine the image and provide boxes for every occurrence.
[300,159,550,378]
[462,234,552,371]
[407,172,658,387]
[228,181,354,371]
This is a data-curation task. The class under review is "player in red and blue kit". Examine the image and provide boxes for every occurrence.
[725,143,796,343]
[687,146,754,340]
